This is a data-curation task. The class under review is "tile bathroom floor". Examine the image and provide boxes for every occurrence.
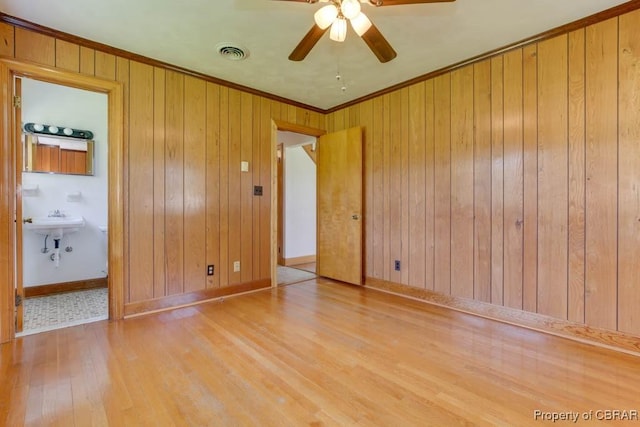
[18,288,108,336]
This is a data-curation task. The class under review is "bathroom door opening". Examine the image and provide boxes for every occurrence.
[15,76,110,336]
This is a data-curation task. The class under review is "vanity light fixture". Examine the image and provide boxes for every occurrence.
[24,122,94,140]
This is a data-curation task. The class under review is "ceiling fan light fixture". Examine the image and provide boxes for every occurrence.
[350,12,372,36]
[341,0,361,20]
[314,4,339,29]
[329,17,348,42]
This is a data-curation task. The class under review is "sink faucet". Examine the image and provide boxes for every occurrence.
[48,209,64,217]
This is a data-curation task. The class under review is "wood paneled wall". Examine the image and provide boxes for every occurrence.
[328,10,640,336]
[0,22,323,308]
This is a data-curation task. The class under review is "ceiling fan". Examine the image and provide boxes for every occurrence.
[283,0,456,63]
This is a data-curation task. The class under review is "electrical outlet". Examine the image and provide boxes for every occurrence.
[207,265,214,276]
[394,260,401,271]
[233,261,240,273]
[254,185,263,196]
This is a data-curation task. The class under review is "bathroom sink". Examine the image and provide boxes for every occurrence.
[24,216,85,238]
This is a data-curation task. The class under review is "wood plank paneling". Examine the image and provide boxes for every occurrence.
[165,71,185,296]
[423,81,436,292]
[371,96,385,279]
[618,10,640,336]
[116,57,130,302]
[128,61,155,302]
[433,74,451,296]
[55,40,80,72]
[473,60,492,303]
[252,96,261,281]
[490,56,504,306]
[153,67,167,297]
[0,23,13,57]
[79,47,95,76]
[360,99,375,279]
[206,83,221,288]
[228,89,242,285]
[585,18,618,331]
[502,49,524,310]
[218,88,230,287]
[568,29,586,324]
[408,83,426,288]
[14,28,54,66]
[382,95,391,281]
[95,51,116,80]
[240,92,253,283]
[450,66,474,299]
[522,44,538,313]
[183,76,207,293]
[400,88,410,285]
[537,35,568,320]
[389,91,402,284]
[259,97,272,280]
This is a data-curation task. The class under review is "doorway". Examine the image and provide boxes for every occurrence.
[270,121,363,288]
[276,131,318,286]
[0,58,125,343]
[17,77,109,336]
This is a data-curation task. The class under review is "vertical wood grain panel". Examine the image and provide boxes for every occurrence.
[389,91,402,284]
[228,89,242,284]
[165,71,185,295]
[117,57,130,302]
[206,83,221,288]
[79,47,95,76]
[259,97,272,280]
[94,51,116,81]
[0,23,14,57]
[360,99,375,278]
[55,40,79,72]
[128,61,154,302]
[184,76,207,293]
[372,96,384,279]
[252,96,261,280]
[585,18,618,330]
[473,60,492,303]
[382,94,391,281]
[618,10,640,335]
[218,88,230,286]
[503,49,524,310]
[240,92,253,283]
[153,67,167,297]
[408,83,426,287]
[400,88,410,285]
[568,29,586,324]
[491,56,504,306]
[434,74,451,295]
[14,28,54,65]
[537,35,568,319]
[424,80,436,291]
[450,66,474,299]
[522,44,539,313]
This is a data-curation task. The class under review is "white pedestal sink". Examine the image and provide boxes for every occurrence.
[24,216,85,239]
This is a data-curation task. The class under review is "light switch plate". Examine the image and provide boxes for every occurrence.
[241,161,249,172]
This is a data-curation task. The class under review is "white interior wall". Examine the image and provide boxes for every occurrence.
[21,78,108,286]
[279,131,316,260]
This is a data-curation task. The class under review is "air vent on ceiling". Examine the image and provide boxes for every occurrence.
[216,43,249,61]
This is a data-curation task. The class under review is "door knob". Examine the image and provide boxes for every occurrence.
[351,214,360,220]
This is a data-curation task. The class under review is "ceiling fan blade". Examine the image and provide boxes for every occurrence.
[370,0,455,5]
[289,25,329,61]
[360,22,397,63]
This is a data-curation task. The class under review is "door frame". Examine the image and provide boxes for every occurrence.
[270,120,325,286]
[0,58,125,342]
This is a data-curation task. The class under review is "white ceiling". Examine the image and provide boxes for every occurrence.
[0,0,629,110]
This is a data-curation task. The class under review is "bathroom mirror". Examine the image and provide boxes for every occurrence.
[22,133,95,176]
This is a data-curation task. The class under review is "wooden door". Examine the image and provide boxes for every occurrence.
[277,144,285,266]
[15,76,24,333]
[317,127,363,285]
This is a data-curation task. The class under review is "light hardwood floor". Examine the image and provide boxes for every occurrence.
[1,278,639,426]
